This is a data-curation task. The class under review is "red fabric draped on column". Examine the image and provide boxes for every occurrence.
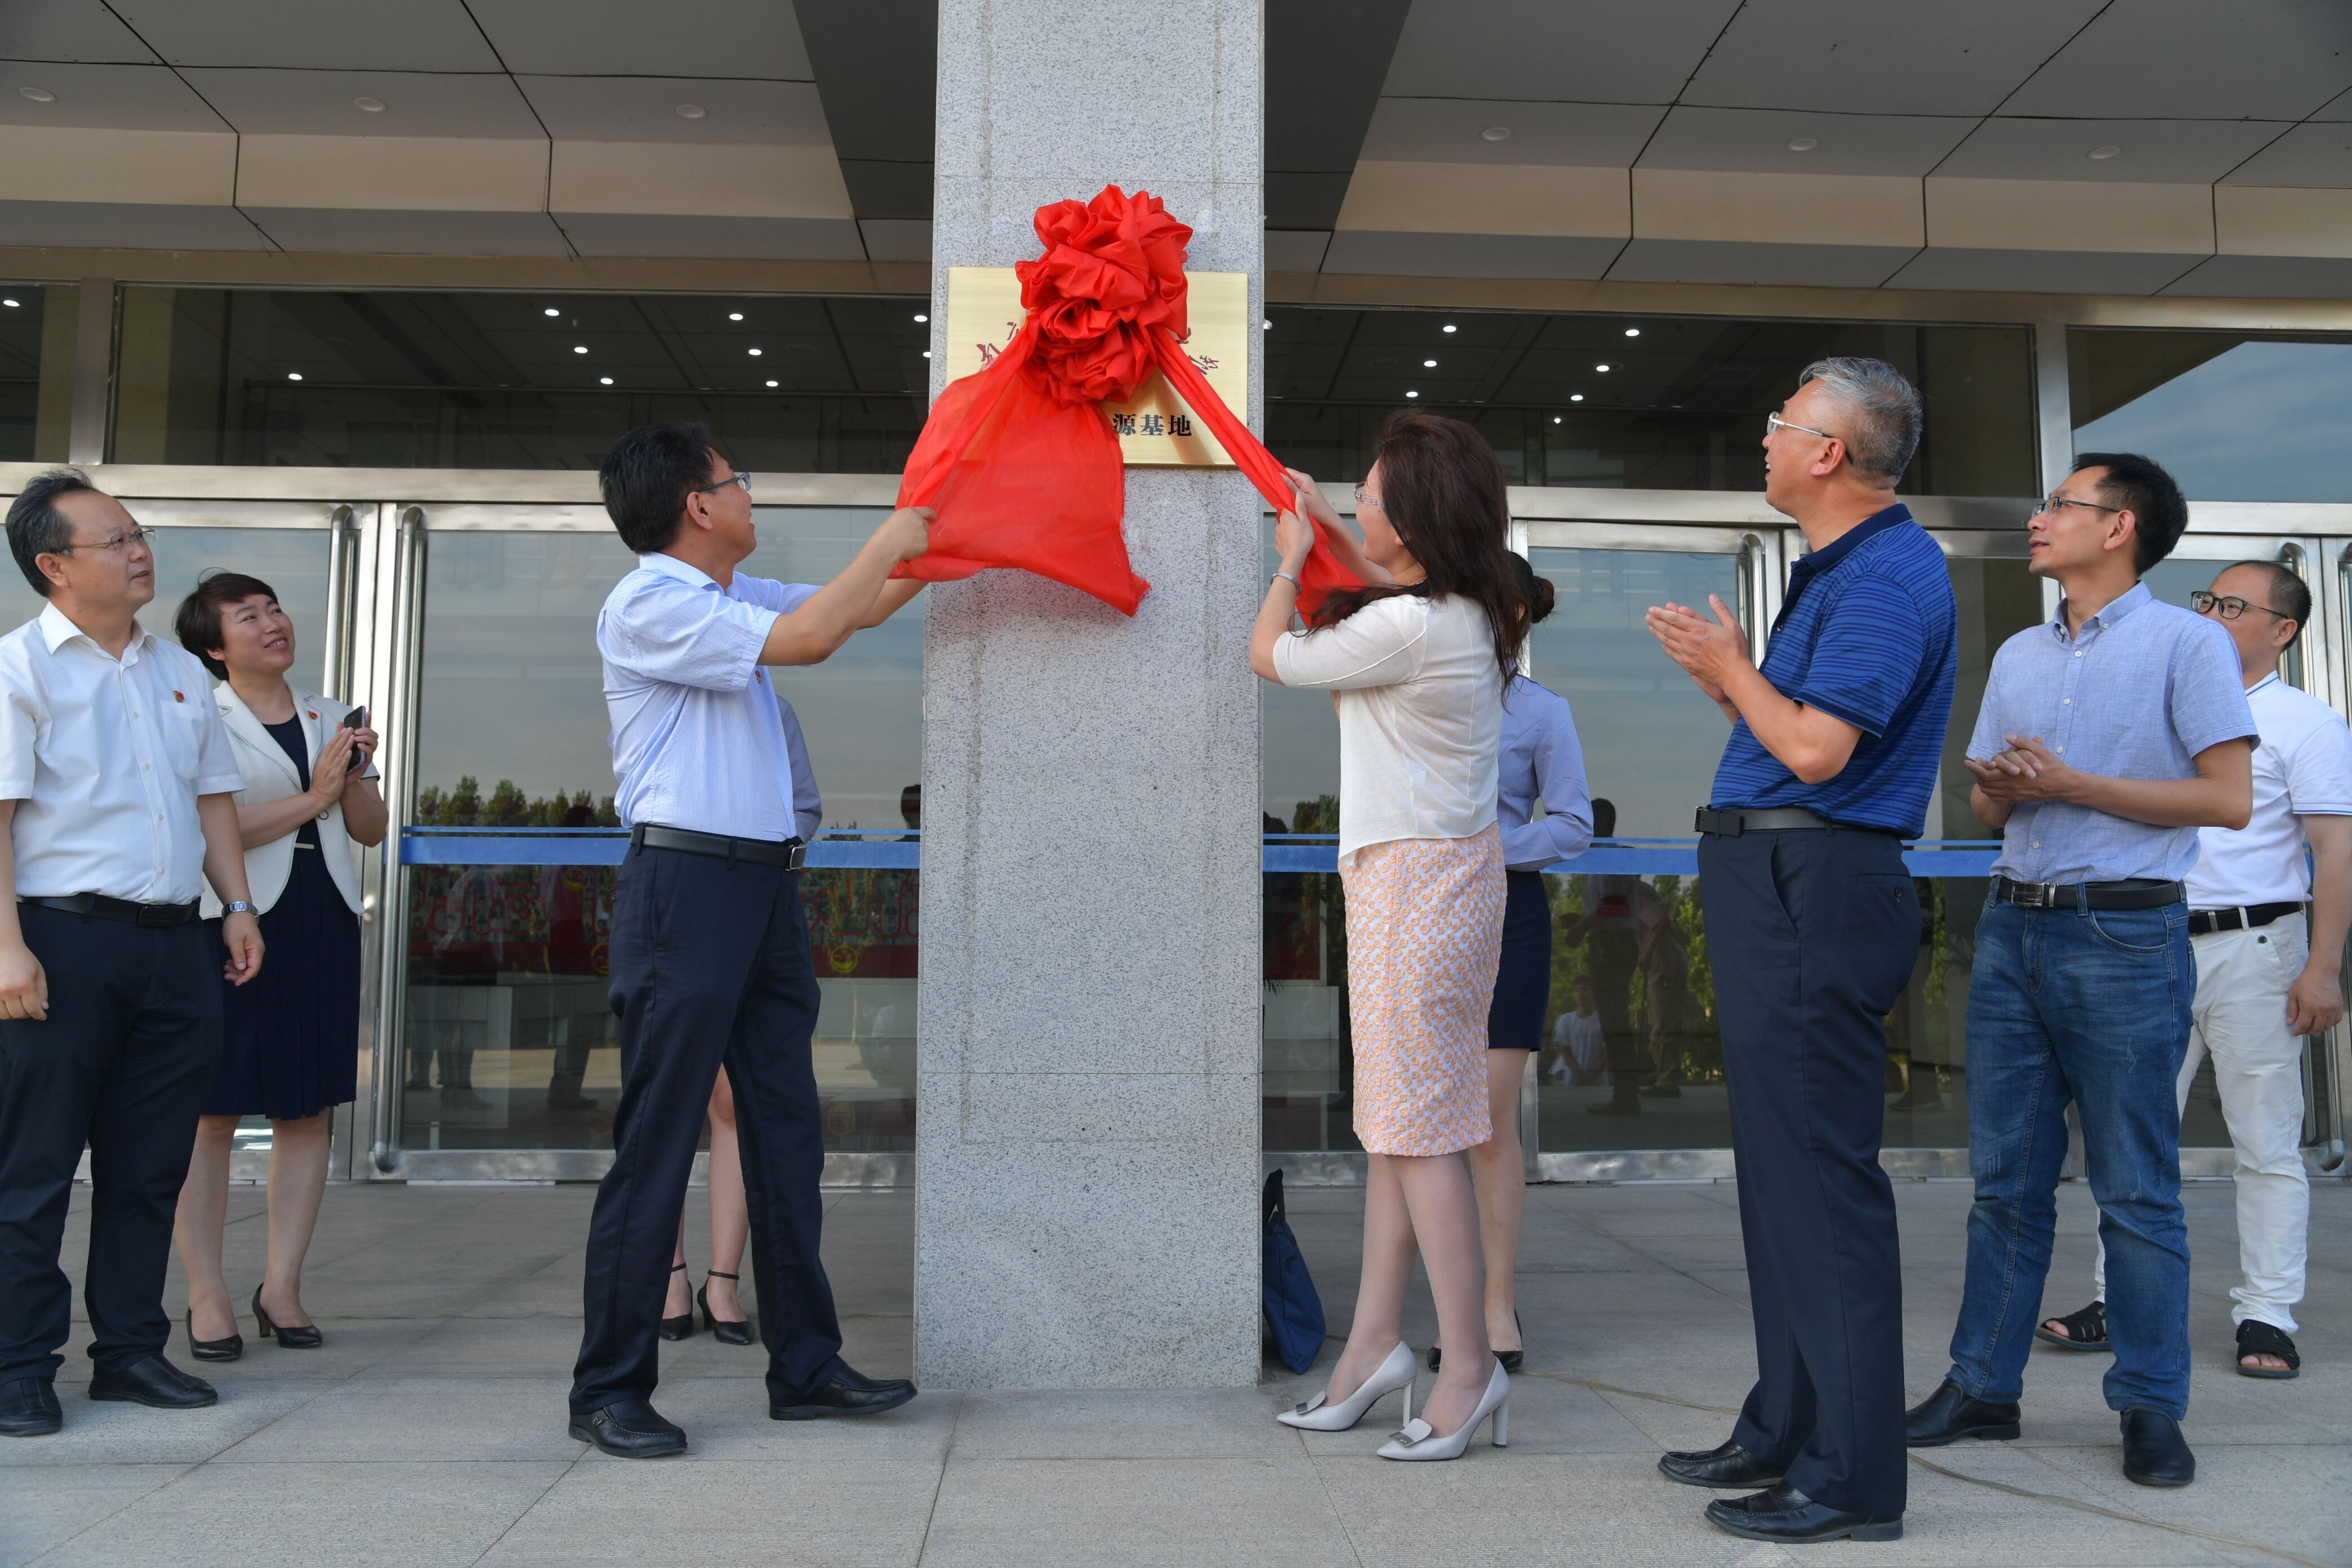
[893,185,1362,618]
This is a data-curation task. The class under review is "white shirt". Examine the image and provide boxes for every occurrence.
[599,553,819,841]
[1271,592,1502,859]
[1553,1009,1606,1073]
[0,603,243,903]
[2184,672,2352,908]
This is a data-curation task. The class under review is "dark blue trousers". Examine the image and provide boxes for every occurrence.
[569,845,844,1413]
[1699,828,1919,1517]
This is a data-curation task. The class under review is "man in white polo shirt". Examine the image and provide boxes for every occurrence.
[2038,560,2351,1380]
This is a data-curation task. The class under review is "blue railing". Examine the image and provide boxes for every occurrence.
[402,826,2002,878]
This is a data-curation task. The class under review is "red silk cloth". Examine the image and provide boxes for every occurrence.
[892,186,1361,617]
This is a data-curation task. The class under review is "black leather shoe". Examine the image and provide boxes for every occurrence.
[186,1309,242,1362]
[770,1363,917,1420]
[1905,1378,2020,1446]
[2120,1407,2195,1487]
[1658,1438,1787,1490]
[252,1285,322,1349]
[568,1398,687,1458]
[0,1379,62,1437]
[1705,1484,1901,1543]
[89,1355,216,1409]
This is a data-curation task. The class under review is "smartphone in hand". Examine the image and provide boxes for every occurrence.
[343,705,371,761]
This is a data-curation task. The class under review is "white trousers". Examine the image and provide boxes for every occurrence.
[2095,916,2311,1331]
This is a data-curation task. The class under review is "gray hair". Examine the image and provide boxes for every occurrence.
[1797,357,1922,486]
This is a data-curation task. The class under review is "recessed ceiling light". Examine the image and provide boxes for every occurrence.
[747,347,762,357]
[573,345,587,354]
[2090,145,2121,160]
[1423,358,1437,368]
[599,376,613,385]
[1405,390,1419,399]
[1624,327,1641,337]
[1263,318,1272,329]
[542,306,560,317]
[19,87,54,104]
[1594,363,1611,372]
[1787,137,1818,153]
[1570,394,1584,402]
[914,313,928,323]
[765,378,779,387]
[353,96,386,113]
[676,104,706,119]
[1441,324,1457,333]
[286,372,302,381]
[1480,126,1510,142]
[1553,416,1562,424]
[1,299,16,308]
[921,350,932,358]
[728,311,743,321]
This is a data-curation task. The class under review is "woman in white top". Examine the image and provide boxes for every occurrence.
[169,572,385,1358]
[1253,411,1526,1463]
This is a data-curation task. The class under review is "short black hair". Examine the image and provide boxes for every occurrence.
[2072,451,2188,574]
[175,571,280,680]
[2222,559,2312,647]
[599,422,727,554]
[6,467,101,598]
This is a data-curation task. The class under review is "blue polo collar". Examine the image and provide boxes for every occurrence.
[1774,503,1912,630]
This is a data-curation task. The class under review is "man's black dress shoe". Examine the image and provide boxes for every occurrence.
[568,1399,687,1458]
[89,1355,216,1409]
[1704,1483,1903,1544]
[0,1379,63,1436]
[1658,1438,1786,1490]
[770,1363,917,1420]
[2120,1407,2195,1487]
[1904,1378,2020,1446]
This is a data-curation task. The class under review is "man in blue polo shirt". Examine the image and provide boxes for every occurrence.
[1645,358,1957,1546]
[1904,454,2255,1490]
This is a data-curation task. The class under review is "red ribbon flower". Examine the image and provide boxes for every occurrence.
[894,186,1360,617]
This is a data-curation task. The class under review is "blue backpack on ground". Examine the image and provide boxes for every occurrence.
[1262,1168,1326,1374]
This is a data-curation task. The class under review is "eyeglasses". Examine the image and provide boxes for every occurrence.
[1351,485,1384,510]
[1764,413,1836,443]
[2191,590,2295,623]
[48,527,156,556]
[694,471,753,497]
[2031,492,2120,525]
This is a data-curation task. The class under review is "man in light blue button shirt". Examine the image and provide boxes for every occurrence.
[1907,453,2255,1490]
[569,422,932,1457]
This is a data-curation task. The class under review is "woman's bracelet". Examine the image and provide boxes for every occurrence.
[1271,570,1300,590]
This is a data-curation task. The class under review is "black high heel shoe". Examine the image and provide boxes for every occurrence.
[1428,1311,1524,1374]
[186,1308,242,1362]
[698,1271,757,1347]
[252,1284,323,1349]
[658,1262,697,1342]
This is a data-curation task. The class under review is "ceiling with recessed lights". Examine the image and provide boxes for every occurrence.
[0,0,2348,298]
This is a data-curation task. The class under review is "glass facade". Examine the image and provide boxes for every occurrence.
[0,283,77,464]
[1266,306,2038,497]
[109,288,930,473]
[2071,328,2352,502]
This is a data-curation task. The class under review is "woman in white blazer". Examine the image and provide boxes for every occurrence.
[169,572,386,1360]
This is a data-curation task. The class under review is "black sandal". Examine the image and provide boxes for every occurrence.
[2034,1300,2113,1352]
[2235,1320,2300,1379]
[657,1262,696,1342]
[698,1270,757,1347]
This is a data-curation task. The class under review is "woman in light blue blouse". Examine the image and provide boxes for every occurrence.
[1431,555,1592,1374]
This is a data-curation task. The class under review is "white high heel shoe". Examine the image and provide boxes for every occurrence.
[1377,1356,1510,1461]
[1277,1341,1416,1432]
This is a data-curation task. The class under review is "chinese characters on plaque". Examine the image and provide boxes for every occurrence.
[941,266,1251,467]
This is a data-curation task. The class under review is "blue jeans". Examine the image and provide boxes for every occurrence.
[1949,896,2194,1419]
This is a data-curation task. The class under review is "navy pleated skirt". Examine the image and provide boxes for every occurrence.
[202,845,361,1120]
[1486,869,1553,1051]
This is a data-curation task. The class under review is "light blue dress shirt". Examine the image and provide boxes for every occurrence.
[1498,674,1593,871]
[598,551,819,841]
[777,696,822,841]
[1969,581,2257,884]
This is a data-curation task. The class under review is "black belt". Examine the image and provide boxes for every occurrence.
[2188,901,2301,936]
[1993,876,2181,911]
[631,823,806,871]
[23,893,201,927]
[1694,806,1897,838]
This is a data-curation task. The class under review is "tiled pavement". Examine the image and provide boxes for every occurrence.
[3,1176,2346,1566]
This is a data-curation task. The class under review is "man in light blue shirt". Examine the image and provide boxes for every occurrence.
[1907,453,2255,1491]
[568,421,931,1458]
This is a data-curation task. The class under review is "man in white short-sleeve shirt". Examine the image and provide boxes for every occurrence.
[0,471,266,1438]
[2042,561,2352,1380]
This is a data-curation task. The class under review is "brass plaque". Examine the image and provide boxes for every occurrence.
[941,266,1250,467]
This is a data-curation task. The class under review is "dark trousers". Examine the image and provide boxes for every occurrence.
[1700,828,1919,1517]
[0,905,220,1385]
[569,845,844,1413]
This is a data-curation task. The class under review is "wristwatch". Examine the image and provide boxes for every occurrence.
[221,900,256,917]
